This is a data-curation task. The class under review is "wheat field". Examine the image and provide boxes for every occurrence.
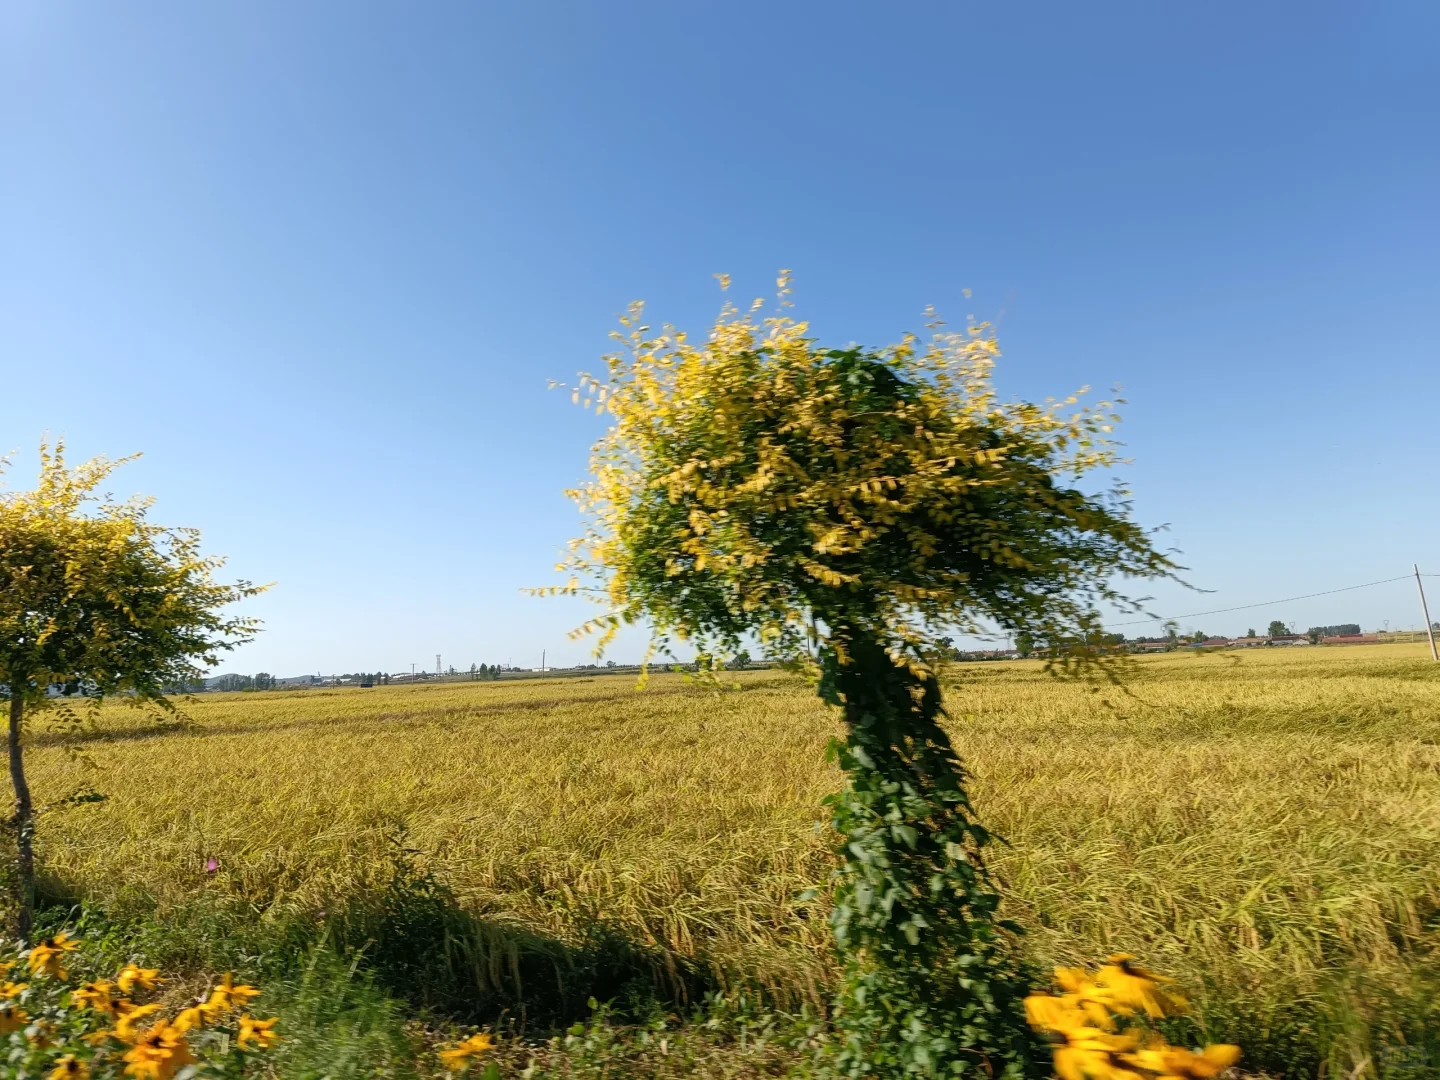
[22,644,1440,1067]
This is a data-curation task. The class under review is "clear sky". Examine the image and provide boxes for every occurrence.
[3,3,1437,674]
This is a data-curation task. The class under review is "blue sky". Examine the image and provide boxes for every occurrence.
[3,2,1437,673]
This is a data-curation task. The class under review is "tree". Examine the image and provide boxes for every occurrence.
[1247,627,1257,639]
[549,278,1175,1078]
[0,444,262,940]
[1267,619,1290,638]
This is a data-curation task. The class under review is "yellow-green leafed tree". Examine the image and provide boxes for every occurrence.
[554,276,1175,1080]
[0,443,264,940]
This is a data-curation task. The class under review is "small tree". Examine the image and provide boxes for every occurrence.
[1267,619,1290,638]
[0,445,263,939]
[550,278,1174,1078]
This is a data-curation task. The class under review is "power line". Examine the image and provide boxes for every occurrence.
[1109,574,1414,628]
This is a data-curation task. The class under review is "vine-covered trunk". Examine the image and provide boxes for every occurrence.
[822,632,1043,1080]
[7,694,33,944]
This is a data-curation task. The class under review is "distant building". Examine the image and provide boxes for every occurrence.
[1321,633,1381,645]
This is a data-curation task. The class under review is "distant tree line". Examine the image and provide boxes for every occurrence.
[939,619,1372,659]
[212,673,274,692]
[1306,623,1361,638]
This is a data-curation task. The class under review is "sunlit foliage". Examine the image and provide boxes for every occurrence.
[554,274,1172,666]
[0,443,263,939]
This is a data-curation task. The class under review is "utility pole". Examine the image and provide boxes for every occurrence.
[1416,565,1438,661]
[541,649,546,673]
[411,662,416,680]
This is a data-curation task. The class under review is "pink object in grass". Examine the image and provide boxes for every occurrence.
[205,857,219,874]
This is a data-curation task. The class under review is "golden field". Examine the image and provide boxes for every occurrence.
[23,644,1440,1063]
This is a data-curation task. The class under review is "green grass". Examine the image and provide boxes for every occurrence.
[18,644,1440,1077]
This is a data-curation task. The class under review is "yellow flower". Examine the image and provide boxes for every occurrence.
[48,1055,89,1080]
[439,1032,495,1071]
[203,973,260,1015]
[1092,955,1187,1019]
[1025,993,1085,1034]
[0,980,29,1000]
[120,1023,193,1080]
[1028,959,1240,1080]
[1055,967,1098,994]
[71,981,116,1014]
[27,933,80,980]
[171,1005,208,1034]
[1034,991,1117,1031]
[0,1001,29,1034]
[112,1002,163,1043]
[236,1014,279,1050]
[1122,1041,1241,1079]
[1054,1044,1147,1080]
[1195,1044,1242,1077]
[115,965,161,997]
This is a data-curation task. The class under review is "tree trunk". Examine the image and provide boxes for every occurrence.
[822,631,1043,1080]
[8,693,33,944]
